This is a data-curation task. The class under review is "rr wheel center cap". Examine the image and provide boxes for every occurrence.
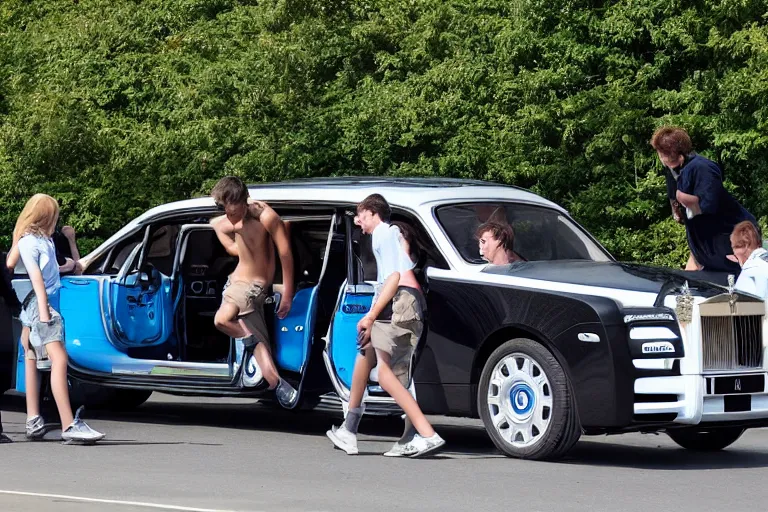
[509,383,536,419]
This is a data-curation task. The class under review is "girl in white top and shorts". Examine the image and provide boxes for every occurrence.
[6,193,104,442]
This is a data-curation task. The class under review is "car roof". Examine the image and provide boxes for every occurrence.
[134,176,564,223]
[81,177,572,265]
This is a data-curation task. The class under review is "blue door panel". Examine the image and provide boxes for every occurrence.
[273,286,318,373]
[108,272,174,347]
[330,292,373,389]
[14,343,25,392]
[15,276,135,392]
[60,277,133,373]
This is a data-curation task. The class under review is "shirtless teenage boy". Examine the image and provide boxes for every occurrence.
[210,176,298,408]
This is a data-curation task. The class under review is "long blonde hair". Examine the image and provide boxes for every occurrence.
[13,194,59,243]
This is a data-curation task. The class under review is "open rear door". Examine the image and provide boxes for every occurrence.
[104,226,175,350]
[172,213,337,393]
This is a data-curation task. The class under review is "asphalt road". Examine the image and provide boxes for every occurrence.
[2,392,768,512]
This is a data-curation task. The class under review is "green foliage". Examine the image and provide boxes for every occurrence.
[2,0,767,267]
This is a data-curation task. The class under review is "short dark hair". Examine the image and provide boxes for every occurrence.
[357,193,391,222]
[211,176,248,206]
[650,126,693,157]
[475,221,515,252]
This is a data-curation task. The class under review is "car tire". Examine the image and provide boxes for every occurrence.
[65,377,114,409]
[111,389,153,410]
[666,427,745,451]
[477,338,581,460]
[0,369,10,395]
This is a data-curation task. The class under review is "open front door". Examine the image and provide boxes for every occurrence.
[323,212,425,412]
[104,226,175,350]
[324,213,376,394]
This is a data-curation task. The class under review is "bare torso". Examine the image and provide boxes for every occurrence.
[216,207,275,286]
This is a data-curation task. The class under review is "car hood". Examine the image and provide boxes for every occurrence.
[481,260,732,299]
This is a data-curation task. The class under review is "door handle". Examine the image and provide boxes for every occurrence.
[66,279,91,286]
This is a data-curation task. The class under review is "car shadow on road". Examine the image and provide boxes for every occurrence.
[5,393,768,467]
[557,437,768,470]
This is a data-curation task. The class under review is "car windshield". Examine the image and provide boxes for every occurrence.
[434,202,612,264]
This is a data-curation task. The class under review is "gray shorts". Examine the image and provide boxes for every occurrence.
[370,287,426,387]
[20,294,64,368]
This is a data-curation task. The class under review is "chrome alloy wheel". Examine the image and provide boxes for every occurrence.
[487,353,553,448]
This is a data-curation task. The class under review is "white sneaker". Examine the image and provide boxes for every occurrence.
[61,407,105,443]
[383,441,410,457]
[383,421,416,457]
[401,433,445,458]
[326,424,358,455]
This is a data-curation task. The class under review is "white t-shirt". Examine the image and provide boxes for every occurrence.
[734,248,768,299]
[370,222,415,302]
[17,233,61,297]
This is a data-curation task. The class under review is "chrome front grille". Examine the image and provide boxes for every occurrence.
[701,314,763,371]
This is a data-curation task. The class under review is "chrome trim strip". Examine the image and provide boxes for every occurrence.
[632,358,674,370]
[425,267,657,307]
[624,313,675,323]
[629,326,679,340]
[112,361,230,378]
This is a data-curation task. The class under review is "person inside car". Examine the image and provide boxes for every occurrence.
[475,221,524,266]
[728,220,768,299]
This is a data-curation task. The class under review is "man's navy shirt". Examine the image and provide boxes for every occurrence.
[665,153,755,272]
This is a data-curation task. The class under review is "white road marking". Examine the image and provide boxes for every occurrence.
[0,490,245,511]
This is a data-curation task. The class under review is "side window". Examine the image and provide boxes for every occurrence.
[434,203,610,264]
[351,210,449,282]
[390,211,449,271]
[351,225,378,282]
[81,251,109,275]
[92,230,145,275]
[144,224,181,276]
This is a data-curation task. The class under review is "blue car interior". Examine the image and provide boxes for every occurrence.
[175,220,332,375]
[329,228,381,389]
[11,208,429,401]
[330,287,373,388]
[108,265,175,349]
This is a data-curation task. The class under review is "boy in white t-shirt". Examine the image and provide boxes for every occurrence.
[326,193,445,457]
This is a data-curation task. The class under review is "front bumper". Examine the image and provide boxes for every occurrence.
[634,373,768,424]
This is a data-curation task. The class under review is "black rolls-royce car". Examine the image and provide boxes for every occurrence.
[4,177,766,460]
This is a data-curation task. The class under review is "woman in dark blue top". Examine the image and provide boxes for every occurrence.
[652,126,756,273]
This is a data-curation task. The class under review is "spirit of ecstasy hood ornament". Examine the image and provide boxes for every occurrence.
[728,274,737,313]
[675,280,693,324]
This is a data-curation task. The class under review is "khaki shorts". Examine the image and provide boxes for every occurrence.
[222,277,270,346]
[371,287,426,387]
